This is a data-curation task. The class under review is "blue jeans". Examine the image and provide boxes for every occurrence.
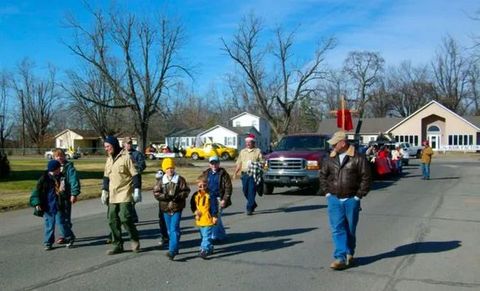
[395,159,402,173]
[211,209,226,240]
[44,211,74,246]
[241,174,257,212]
[163,211,182,255]
[199,226,213,253]
[327,195,361,262]
[421,163,430,179]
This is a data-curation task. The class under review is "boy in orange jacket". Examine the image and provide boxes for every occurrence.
[190,175,218,258]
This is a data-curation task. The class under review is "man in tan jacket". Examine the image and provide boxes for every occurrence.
[420,140,434,180]
[101,136,142,255]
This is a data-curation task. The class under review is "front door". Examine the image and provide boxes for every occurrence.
[428,134,441,150]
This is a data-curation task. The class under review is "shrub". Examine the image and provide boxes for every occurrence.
[0,151,10,178]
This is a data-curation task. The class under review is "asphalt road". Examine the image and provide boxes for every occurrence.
[1,157,480,291]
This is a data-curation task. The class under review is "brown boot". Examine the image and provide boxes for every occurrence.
[330,260,347,270]
[131,240,141,253]
[346,254,354,267]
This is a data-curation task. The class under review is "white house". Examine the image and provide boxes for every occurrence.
[230,112,271,152]
[54,129,102,152]
[198,125,261,150]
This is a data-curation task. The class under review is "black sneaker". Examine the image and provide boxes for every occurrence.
[166,251,175,261]
[199,250,208,259]
[44,244,53,251]
[66,236,75,248]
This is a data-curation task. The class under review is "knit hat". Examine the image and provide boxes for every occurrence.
[104,135,121,152]
[47,160,61,172]
[245,133,256,142]
[162,158,175,171]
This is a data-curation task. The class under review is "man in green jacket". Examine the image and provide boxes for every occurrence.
[54,148,81,245]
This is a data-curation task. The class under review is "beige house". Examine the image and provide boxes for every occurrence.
[54,129,102,152]
[317,100,480,152]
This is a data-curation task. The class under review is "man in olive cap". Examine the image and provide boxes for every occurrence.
[319,131,371,270]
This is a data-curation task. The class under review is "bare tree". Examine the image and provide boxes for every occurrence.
[343,51,385,117]
[12,59,57,149]
[222,15,335,138]
[64,5,188,151]
[431,36,470,114]
[0,71,13,150]
[467,62,480,115]
[367,82,393,117]
[314,69,350,118]
[386,62,435,117]
[64,68,126,137]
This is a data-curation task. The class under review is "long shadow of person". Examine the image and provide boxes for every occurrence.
[176,227,316,261]
[355,240,462,266]
[255,204,326,215]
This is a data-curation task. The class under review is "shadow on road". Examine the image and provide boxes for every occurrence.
[176,227,317,261]
[256,204,327,215]
[355,240,462,266]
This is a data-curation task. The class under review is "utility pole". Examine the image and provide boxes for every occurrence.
[19,89,26,156]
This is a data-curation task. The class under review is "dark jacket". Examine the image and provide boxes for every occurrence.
[129,149,146,173]
[30,171,67,212]
[153,174,190,213]
[202,167,233,208]
[319,145,372,198]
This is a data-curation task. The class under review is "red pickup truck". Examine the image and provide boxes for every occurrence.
[263,134,330,195]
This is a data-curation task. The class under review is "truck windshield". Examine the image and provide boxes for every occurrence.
[275,136,327,151]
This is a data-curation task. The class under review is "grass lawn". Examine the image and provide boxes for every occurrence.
[0,156,218,212]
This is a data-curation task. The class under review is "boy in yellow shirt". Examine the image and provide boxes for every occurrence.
[190,175,218,258]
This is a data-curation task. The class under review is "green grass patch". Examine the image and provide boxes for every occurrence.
[0,156,213,212]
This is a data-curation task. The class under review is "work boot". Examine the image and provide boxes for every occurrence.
[131,240,141,253]
[330,260,347,270]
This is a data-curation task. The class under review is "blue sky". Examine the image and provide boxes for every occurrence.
[0,0,478,95]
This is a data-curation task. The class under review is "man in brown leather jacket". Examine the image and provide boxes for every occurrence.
[320,131,371,270]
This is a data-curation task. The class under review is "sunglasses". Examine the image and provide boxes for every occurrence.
[198,184,207,189]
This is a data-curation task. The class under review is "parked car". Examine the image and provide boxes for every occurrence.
[262,134,330,195]
[395,142,422,158]
[184,143,237,160]
[45,148,81,160]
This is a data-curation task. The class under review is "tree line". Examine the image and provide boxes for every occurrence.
[0,6,479,153]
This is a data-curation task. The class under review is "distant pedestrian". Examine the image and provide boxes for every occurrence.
[123,137,146,223]
[53,148,80,245]
[320,131,372,270]
[202,156,232,242]
[234,134,263,215]
[190,175,218,258]
[101,136,142,255]
[30,160,76,250]
[391,146,404,174]
[420,140,434,180]
[152,158,190,260]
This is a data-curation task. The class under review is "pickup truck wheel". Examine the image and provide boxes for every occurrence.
[263,183,274,195]
[416,150,422,159]
[191,153,199,160]
[221,153,230,160]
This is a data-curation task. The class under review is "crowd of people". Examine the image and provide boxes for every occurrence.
[29,134,263,261]
[28,131,433,269]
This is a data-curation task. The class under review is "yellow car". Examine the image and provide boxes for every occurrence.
[185,143,237,160]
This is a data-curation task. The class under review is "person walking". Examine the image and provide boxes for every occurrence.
[30,160,76,250]
[152,158,190,260]
[190,175,218,258]
[53,148,80,245]
[420,140,434,180]
[123,137,146,223]
[101,136,142,255]
[319,131,372,270]
[202,156,233,241]
[391,146,404,174]
[234,134,263,215]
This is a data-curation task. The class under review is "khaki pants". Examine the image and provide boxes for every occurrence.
[108,202,139,249]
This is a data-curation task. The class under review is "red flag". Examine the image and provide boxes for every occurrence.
[336,109,353,131]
